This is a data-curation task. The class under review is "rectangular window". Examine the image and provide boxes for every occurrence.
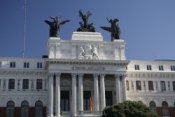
[147,65,152,70]
[161,81,166,91]
[159,65,164,71]
[36,79,42,89]
[61,91,70,111]
[172,81,175,91]
[171,66,175,71]
[10,62,16,68]
[105,91,113,106]
[148,81,154,91]
[83,91,91,111]
[8,79,15,89]
[24,62,29,68]
[23,79,29,89]
[135,65,140,70]
[37,62,43,68]
[136,81,141,90]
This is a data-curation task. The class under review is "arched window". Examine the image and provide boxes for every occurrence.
[21,100,29,117]
[6,101,15,117]
[162,101,169,116]
[149,101,156,112]
[35,100,43,117]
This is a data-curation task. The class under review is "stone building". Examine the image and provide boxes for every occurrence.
[0,32,175,117]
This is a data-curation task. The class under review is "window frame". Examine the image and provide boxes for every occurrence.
[8,79,15,90]
[23,79,29,90]
[135,65,140,70]
[136,80,141,91]
[36,79,42,90]
[10,62,16,68]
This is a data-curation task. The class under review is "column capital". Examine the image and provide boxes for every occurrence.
[78,73,84,78]
[93,73,99,78]
[55,73,61,78]
[115,74,127,78]
[100,74,105,78]
[47,73,54,78]
[72,73,77,78]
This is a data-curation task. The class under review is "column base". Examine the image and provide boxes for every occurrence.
[72,114,77,117]
[47,116,54,117]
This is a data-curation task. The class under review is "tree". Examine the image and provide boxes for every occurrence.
[102,101,158,117]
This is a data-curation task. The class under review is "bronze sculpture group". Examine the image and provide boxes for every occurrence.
[44,17,70,37]
[45,10,120,41]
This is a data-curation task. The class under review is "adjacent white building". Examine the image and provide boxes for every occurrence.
[0,32,175,117]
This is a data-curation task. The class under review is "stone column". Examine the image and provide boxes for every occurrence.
[48,75,54,117]
[20,79,23,90]
[170,81,173,91]
[122,75,126,101]
[166,81,169,91]
[34,79,36,90]
[94,74,99,112]
[129,81,132,92]
[15,79,18,90]
[28,79,31,90]
[133,80,136,92]
[157,81,161,91]
[72,74,77,116]
[55,74,61,117]
[78,74,83,114]
[6,79,9,90]
[153,81,157,92]
[115,75,120,103]
[0,79,3,90]
[42,79,45,90]
[145,81,149,92]
[100,74,106,110]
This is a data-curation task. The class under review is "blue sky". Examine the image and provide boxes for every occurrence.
[0,0,175,60]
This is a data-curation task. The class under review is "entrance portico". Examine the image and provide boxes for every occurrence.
[47,32,128,117]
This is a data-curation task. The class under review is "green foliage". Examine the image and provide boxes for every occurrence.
[102,101,158,117]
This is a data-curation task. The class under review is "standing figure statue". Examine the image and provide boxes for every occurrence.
[77,10,95,32]
[101,18,121,41]
[45,17,70,37]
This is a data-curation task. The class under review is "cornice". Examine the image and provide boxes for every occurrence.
[0,69,47,75]
[46,58,129,66]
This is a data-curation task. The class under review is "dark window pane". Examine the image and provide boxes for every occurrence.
[36,79,42,89]
[8,79,15,89]
[23,79,29,89]
[148,81,154,91]
[136,81,141,90]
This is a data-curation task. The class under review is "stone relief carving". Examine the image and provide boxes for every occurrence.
[78,44,98,59]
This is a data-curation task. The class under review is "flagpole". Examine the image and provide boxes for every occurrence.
[23,0,27,58]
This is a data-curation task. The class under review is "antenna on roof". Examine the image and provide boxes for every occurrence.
[23,0,27,58]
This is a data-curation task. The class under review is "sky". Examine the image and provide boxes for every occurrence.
[0,0,175,60]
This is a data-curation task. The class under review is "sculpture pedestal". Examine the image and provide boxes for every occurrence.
[71,32,103,41]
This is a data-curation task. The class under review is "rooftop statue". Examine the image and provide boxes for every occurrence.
[77,10,95,32]
[101,18,120,41]
[45,16,70,37]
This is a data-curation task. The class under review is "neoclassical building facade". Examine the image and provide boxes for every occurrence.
[0,32,175,117]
